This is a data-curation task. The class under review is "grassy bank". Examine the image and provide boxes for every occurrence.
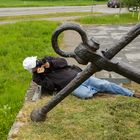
[76,13,140,24]
[0,21,59,140]
[17,90,140,140]
[0,0,105,7]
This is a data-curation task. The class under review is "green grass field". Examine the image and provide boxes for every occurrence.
[0,20,59,140]
[0,0,105,7]
[76,13,140,24]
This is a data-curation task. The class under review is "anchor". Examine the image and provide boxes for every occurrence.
[30,22,140,122]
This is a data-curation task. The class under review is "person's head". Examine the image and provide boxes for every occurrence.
[23,56,47,73]
[23,56,37,73]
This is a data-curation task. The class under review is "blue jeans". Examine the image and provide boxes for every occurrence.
[72,77,134,99]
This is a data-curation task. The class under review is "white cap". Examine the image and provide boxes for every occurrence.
[23,56,37,72]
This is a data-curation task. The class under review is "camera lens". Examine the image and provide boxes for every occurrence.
[36,60,43,67]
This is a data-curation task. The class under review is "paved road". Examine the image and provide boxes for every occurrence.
[0,5,128,17]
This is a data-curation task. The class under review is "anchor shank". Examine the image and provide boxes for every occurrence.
[110,61,140,84]
[104,24,140,59]
[41,63,98,114]
[97,59,140,84]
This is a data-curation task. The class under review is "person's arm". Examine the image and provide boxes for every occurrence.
[33,73,55,91]
[42,56,68,69]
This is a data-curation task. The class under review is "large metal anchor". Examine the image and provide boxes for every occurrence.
[30,23,140,122]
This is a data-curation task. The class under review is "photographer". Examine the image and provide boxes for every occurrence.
[23,56,140,99]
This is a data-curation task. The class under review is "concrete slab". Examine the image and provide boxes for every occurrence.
[126,53,140,61]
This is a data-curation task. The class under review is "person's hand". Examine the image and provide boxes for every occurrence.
[43,62,50,68]
[37,66,45,73]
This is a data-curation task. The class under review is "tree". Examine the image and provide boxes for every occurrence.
[121,0,140,20]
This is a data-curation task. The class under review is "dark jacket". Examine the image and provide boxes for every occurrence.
[33,56,82,94]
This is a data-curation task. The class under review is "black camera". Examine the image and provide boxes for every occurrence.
[36,58,46,67]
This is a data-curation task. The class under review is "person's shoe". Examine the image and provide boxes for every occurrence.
[133,93,140,98]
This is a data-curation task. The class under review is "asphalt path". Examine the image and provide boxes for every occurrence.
[0,5,128,17]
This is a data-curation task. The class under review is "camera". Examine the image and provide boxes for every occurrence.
[36,58,47,67]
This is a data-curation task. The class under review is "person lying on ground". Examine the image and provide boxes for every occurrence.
[23,56,140,99]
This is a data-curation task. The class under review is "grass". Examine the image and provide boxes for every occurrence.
[0,12,100,22]
[17,85,140,140]
[76,13,140,24]
[0,0,106,7]
[1,12,140,26]
[0,20,59,140]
